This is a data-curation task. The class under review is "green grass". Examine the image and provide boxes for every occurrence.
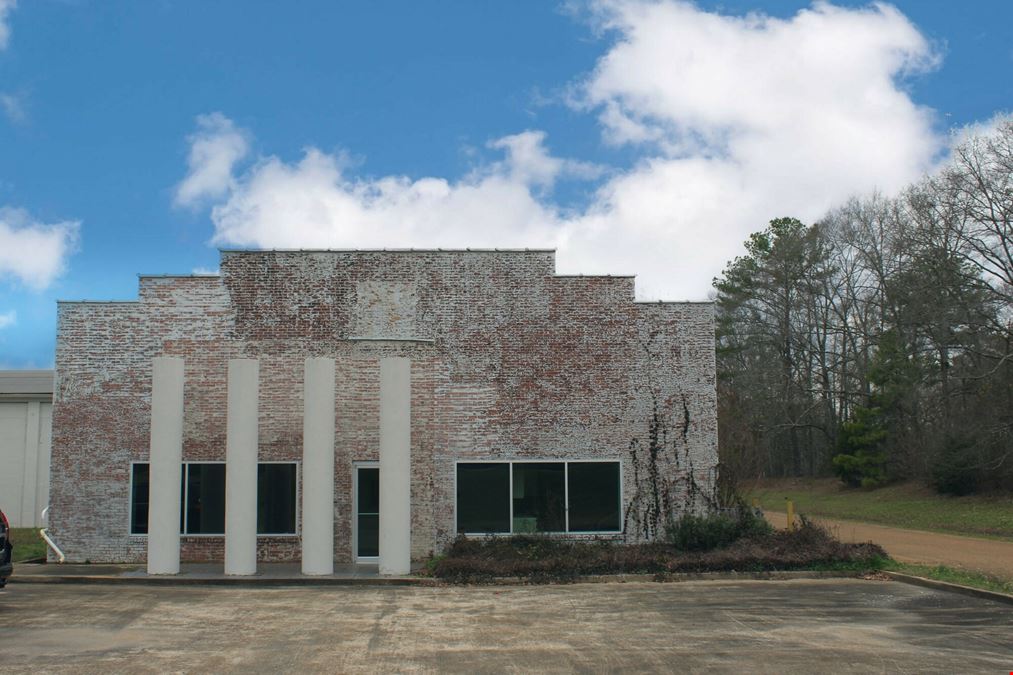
[781,552,1013,596]
[884,561,1013,596]
[805,556,891,574]
[10,528,48,562]
[742,478,1013,540]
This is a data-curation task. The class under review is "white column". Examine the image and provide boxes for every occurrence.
[148,357,184,575]
[302,357,336,575]
[225,358,259,575]
[379,357,411,575]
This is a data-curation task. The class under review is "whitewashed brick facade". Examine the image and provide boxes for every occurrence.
[50,250,718,563]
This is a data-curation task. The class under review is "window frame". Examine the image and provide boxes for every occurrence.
[127,460,157,536]
[352,460,380,562]
[128,460,301,538]
[182,461,227,535]
[256,460,301,537]
[453,458,623,536]
[454,461,514,535]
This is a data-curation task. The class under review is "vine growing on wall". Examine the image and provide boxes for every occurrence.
[624,334,719,540]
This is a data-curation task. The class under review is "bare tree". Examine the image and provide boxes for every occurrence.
[714,116,1013,492]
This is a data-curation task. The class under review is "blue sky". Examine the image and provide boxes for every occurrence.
[0,0,1010,368]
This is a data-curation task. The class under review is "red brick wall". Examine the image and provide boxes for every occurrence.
[50,250,717,563]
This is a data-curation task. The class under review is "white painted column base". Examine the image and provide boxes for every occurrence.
[225,359,259,576]
[302,357,336,575]
[379,357,411,576]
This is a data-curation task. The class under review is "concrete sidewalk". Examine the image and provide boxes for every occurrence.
[11,561,1013,606]
[10,563,859,587]
[10,562,430,586]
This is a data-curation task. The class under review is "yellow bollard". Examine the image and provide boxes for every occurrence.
[786,499,795,531]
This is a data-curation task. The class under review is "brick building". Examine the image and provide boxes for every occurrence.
[49,249,718,574]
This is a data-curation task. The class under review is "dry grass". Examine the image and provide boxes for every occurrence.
[742,478,1013,540]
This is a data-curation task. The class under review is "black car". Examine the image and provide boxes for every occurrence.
[0,508,12,588]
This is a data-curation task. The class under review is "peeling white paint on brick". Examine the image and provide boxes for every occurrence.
[50,250,718,564]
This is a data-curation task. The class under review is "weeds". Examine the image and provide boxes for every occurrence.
[884,562,1013,595]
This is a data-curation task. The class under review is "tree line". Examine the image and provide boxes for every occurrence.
[714,117,1012,494]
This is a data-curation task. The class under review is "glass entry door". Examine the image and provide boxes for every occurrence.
[355,466,379,560]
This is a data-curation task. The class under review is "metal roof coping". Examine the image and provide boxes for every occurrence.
[217,247,557,253]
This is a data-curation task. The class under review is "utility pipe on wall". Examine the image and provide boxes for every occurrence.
[39,506,65,563]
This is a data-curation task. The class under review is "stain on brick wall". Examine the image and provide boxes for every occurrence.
[50,250,718,563]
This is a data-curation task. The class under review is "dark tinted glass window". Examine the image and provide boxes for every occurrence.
[258,463,297,535]
[512,463,565,532]
[130,464,150,534]
[567,462,621,532]
[130,463,185,534]
[357,467,379,557]
[186,464,226,534]
[456,463,510,533]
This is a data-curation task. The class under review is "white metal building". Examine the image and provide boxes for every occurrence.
[0,370,54,528]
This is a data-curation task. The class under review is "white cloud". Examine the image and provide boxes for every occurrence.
[174,112,250,208]
[185,1,945,299]
[560,0,942,297]
[0,309,15,329]
[0,207,79,290]
[209,143,565,250]
[488,130,602,189]
[949,111,1010,147]
[0,0,14,50]
[0,92,25,123]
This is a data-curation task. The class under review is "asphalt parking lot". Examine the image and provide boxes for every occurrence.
[1,579,1011,673]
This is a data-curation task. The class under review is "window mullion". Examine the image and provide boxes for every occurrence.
[508,462,514,534]
[182,462,188,535]
[564,462,570,533]
[617,461,623,533]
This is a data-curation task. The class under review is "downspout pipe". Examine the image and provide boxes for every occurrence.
[40,507,65,563]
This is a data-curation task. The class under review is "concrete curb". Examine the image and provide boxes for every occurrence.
[9,574,434,587]
[8,569,864,587]
[458,570,868,585]
[883,571,1013,606]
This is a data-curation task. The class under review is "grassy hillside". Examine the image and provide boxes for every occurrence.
[742,479,1013,541]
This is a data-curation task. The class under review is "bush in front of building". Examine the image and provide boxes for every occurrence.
[427,520,886,583]
[663,507,772,552]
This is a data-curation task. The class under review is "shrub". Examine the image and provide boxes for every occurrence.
[664,514,738,551]
[426,522,886,583]
[931,436,980,496]
[664,507,771,552]
[832,449,888,488]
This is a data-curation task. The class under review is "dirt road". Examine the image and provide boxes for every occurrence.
[764,510,1013,578]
